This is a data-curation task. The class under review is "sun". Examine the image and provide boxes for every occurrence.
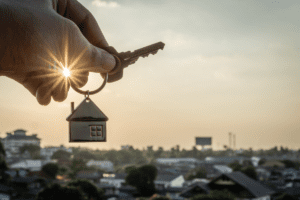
[59,62,71,77]
[63,67,71,77]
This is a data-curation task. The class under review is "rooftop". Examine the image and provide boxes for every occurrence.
[3,134,40,141]
[210,172,275,198]
[66,98,108,121]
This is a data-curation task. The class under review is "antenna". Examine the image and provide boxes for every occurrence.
[233,134,236,150]
[229,132,232,149]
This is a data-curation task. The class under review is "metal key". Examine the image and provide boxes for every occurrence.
[118,42,165,66]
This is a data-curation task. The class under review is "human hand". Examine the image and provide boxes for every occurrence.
[0,0,116,105]
[101,46,139,83]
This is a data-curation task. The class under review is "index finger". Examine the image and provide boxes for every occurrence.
[55,0,109,48]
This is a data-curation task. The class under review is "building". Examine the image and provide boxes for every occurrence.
[156,158,200,168]
[1,129,40,154]
[9,159,56,172]
[40,145,72,159]
[100,173,127,188]
[76,170,102,183]
[181,171,275,200]
[86,160,114,172]
[155,174,185,189]
[213,165,233,174]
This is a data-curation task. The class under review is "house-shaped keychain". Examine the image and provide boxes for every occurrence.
[66,97,108,142]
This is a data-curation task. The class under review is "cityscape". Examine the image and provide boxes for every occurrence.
[0,129,299,199]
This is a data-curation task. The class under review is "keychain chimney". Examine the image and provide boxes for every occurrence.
[71,102,74,113]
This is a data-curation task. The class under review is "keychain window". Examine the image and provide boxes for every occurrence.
[90,125,103,137]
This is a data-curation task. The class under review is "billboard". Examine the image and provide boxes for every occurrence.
[196,137,212,146]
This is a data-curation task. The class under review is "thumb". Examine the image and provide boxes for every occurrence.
[62,20,116,78]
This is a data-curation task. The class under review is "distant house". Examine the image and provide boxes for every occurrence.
[204,156,248,165]
[76,170,102,183]
[156,158,199,168]
[118,185,137,199]
[256,168,271,181]
[261,160,285,170]
[40,145,72,160]
[0,184,15,200]
[251,156,261,167]
[159,187,185,200]
[5,169,28,178]
[86,160,114,172]
[282,168,298,178]
[280,177,300,199]
[9,159,56,172]
[97,183,119,199]
[209,172,275,200]
[155,174,185,189]
[181,172,275,200]
[1,129,40,154]
[11,176,48,199]
[213,165,233,174]
[183,178,210,188]
[100,173,127,188]
[180,182,210,198]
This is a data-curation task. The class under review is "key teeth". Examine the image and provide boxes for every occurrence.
[151,50,158,55]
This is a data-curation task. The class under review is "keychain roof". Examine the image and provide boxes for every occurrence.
[66,97,108,121]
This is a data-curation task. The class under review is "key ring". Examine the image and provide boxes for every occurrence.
[84,91,90,99]
[70,73,108,96]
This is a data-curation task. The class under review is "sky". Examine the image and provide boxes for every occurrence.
[0,0,299,151]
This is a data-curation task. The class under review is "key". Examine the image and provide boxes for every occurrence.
[118,42,165,67]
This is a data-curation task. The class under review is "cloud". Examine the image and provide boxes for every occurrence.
[91,0,119,8]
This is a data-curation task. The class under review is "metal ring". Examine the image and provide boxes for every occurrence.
[84,91,90,98]
[71,73,108,96]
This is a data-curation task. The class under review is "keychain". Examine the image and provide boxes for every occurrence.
[66,42,165,142]
[66,73,109,142]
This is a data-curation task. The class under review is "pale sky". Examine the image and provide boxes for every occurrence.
[0,0,299,151]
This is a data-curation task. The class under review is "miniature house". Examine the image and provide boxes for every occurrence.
[66,97,108,142]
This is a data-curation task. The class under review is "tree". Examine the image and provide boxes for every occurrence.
[118,150,136,165]
[153,196,170,200]
[170,147,176,158]
[68,158,87,179]
[241,166,257,180]
[191,190,235,200]
[58,166,68,175]
[276,193,297,200]
[228,161,242,171]
[192,146,198,158]
[36,183,84,200]
[126,164,157,197]
[74,150,96,161]
[42,163,59,179]
[103,150,119,165]
[19,144,40,157]
[51,150,71,160]
[67,179,104,200]
[228,162,257,180]
[0,140,9,184]
[186,167,207,180]
[154,147,164,158]
[125,166,136,174]
[0,140,6,157]
[258,158,266,166]
[281,160,297,169]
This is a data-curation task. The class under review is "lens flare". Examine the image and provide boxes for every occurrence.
[63,67,71,77]
[33,31,89,96]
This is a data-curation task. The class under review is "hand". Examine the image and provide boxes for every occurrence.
[0,0,116,105]
[101,46,139,83]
